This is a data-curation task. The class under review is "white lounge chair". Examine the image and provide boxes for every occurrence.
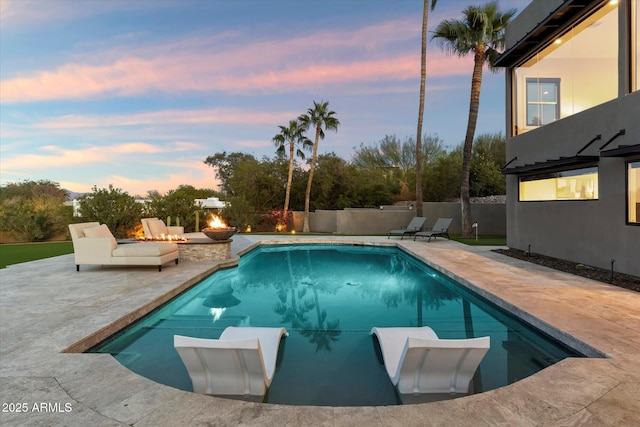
[388,217,427,240]
[141,217,184,239]
[414,217,453,242]
[371,326,490,394]
[174,326,288,396]
[68,222,179,272]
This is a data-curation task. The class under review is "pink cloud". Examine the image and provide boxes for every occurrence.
[2,142,220,195]
[104,162,220,196]
[1,50,471,103]
[34,108,298,129]
[2,146,106,170]
[1,15,476,103]
[1,142,195,170]
[110,143,165,154]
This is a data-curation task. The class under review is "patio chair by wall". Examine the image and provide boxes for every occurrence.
[413,218,453,242]
[141,218,184,239]
[371,326,490,394]
[388,217,427,240]
[68,222,179,272]
[174,327,288,396]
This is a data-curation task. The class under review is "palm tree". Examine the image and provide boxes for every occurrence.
[272,119,312,228]
[298,101,340,233]
[432,1,516,237]
[415,0,438,218]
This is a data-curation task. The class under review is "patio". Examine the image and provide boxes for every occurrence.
[1,234,639,426]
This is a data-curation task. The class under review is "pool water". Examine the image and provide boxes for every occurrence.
[91,244,584,406]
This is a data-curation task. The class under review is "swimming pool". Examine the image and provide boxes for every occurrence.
[91,244,584,406]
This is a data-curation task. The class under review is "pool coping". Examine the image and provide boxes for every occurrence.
[1,234,639,425]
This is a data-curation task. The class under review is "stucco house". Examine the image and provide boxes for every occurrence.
[495,0,639,277]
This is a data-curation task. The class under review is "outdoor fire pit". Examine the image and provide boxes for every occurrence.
[201,214,237,240]
[202,227,237,241]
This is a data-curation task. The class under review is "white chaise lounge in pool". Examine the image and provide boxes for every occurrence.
[371,326,490,394]
[174,326,288,396]
[69,222,179,272]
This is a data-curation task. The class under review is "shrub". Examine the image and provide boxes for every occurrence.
[219,196,257,232]
[0,180,70,242]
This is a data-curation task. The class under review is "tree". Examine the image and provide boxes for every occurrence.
[220,195,257,231]
[470,132,506,197]
[353,134,445,201]
[308,154,357,210]
[423,148,463,201]
[272,119,312,226]
[415,0,438,218]
[0,179,68,203]
[353,134,445,174]
[432,1,515,236]
[298,101,340,233]
[204,152,284,207]
[229,156,286,211]
[77,185,142,238]
[204,151,256,195]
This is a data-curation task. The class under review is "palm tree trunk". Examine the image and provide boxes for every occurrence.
[284,140,295,226]
[460,47,485,237]
[303,126,321,233]
[415,0,429,218]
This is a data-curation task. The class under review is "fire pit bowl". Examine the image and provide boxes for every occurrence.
[202,227,237,241]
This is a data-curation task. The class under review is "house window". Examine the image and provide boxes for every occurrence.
[519,167,598,201]
[526,78,560,126]
[628,160,640,224]
[513,1,619,135]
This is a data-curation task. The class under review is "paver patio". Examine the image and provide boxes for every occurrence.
[1,234,639,426]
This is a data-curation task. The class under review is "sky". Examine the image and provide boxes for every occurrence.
[0,0,531,197]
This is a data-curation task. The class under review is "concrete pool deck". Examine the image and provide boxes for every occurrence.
[1,234,639,426]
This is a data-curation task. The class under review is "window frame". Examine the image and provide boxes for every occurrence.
[525,78,561,127]
[626,159,640,225]
[518,166,599,202]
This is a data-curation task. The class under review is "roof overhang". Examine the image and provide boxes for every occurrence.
[502,155,599,175]
[495,0,604,67]
[600,144,640,157]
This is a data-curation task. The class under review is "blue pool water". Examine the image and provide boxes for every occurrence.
[91,244,584,406]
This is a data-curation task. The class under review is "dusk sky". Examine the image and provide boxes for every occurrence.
[0,0,530,197]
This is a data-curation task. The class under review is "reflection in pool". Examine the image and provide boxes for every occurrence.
[91,244,584,406]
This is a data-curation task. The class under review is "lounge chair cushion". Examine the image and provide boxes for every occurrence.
[82,224,117,250]
[141,218,185,238]
[147,218,169,237]
[112,242,178,257]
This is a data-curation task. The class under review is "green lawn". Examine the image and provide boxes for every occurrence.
[450,235,506,246]
[0,241,74,269]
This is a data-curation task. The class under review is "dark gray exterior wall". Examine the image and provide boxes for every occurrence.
[503,0,640,277]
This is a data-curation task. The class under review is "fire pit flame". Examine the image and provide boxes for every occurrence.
[208,215,228,229]
[137,234,187,242]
